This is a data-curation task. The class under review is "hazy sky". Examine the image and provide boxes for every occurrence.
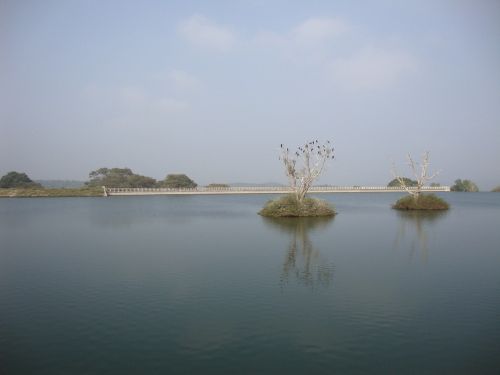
[1,0,499,188]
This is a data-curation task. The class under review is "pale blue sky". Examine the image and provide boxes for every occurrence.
[1,0,499,188]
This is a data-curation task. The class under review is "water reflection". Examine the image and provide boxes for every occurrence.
[394,210,448,263]
[263,217,335,289]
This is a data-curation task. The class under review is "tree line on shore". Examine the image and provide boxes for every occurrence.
[0,169,228,190]
[387,177,480,192]
[87,168,198,188]
[0,169,496,191]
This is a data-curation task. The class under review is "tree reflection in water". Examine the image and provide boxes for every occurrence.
[263,217,335,289]
[395,210,448,263]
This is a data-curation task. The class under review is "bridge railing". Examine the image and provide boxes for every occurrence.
[104,185,450,194]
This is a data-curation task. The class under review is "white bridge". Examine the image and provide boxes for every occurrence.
[103,186,450,196]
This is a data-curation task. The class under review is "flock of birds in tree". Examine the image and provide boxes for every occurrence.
[280,140,335,160]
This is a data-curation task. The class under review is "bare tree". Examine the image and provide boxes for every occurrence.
[392,151,440,199]
[280,140,335,203]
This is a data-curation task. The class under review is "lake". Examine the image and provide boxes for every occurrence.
[1,193,499,374]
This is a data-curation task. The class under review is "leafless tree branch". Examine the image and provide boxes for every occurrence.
[280,140,334,202]
[392,151,440,199]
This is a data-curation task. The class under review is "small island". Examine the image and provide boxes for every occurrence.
[259,141,336,217]
[391,152,449,211]
[259,194,335,217]
[392,194,449,210]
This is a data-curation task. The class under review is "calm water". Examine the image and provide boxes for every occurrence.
[1,193,500,374]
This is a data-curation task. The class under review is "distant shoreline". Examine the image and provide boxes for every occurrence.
[0,187,103,198]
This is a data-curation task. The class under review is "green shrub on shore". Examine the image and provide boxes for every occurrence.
[159,174,197,188]
[0,187,103,197]
[87,167,157,188]
[259,194,336,217]
[0,171,42,188]
[450,179,479,192]
[392,194,449,210]
[492,186,500,192]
